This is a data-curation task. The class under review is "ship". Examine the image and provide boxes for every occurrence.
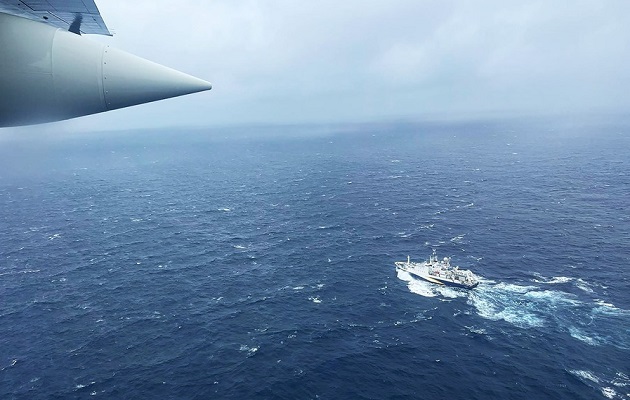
[395,251,479,289]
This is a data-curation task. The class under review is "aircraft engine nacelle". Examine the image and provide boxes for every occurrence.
[0,12,211,127]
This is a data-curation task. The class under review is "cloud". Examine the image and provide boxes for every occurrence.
[6,0,630,132]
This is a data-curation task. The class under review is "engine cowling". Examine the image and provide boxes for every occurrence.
[0,12,211,127]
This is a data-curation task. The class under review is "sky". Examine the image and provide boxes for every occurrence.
[6,0,630,132]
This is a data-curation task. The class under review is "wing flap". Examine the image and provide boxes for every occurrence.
[0,0,111,35]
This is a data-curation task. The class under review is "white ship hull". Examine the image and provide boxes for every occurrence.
[395,253,479,290]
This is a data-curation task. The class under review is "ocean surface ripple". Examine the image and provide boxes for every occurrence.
[1,120,629,399]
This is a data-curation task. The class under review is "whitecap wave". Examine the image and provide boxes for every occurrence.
[601,387,616,399]
[464,325,488,335]
[568,326,603,346]
[0,359,18,371]
[570,369,600,383]
[612,372,630,388]
[75,381,96,390]
[532,274,598,294]
[575,278,595,293]
[239,344,259,356]
[450,234,466,243]
[532,276,573,284]
[569,370,629,399]
[0,269,40,277]
[594,299,618,309]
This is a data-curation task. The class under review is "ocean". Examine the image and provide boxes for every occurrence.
[1,118,628,399]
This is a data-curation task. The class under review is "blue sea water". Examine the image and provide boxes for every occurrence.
[0,118,629,399]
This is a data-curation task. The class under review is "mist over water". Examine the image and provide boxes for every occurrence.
[1,118,629,399]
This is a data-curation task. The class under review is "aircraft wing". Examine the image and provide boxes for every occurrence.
[0,0,111,35]
[0,1,211,127]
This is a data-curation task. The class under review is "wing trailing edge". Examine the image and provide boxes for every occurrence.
[0,0,111,35]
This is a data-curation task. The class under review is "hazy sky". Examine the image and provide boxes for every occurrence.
[8,0,630,132]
